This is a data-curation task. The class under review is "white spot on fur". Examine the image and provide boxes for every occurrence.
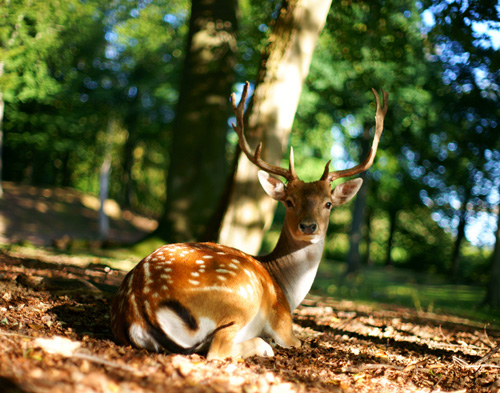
[216,269,230,274]
[217,275,227,282]
[195,260,204,265]
[202,255,213,259]
[144,299,152,316]
[191,272,200,277]
[228,263,239,270]
[129,323,160,351]
[239,286,248,299]
[188,279,200,285]
[231,259,240,264]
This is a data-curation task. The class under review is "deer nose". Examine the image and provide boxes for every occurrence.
[299,222,318,235]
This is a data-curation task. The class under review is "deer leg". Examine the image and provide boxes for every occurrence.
[266,306,301,349]
[206,324,240,360]
[232,337,274,358]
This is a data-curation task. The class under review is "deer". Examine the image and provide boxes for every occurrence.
[110,82,388,360]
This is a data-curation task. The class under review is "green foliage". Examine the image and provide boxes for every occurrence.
[1,0,498,289]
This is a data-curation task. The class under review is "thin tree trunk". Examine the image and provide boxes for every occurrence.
[364,206,373,266]
[122,125,136,209]
[0,61,5,198]
[217,0,333,255]
[0,92,4,199]
[485,204,500,308]
[385,208,398,266]
[155,0,238,243]
[346,123,370,274]
[451,204,468,281]
[99,116,115,241]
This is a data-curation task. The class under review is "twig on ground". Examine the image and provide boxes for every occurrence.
[474,342,500,365]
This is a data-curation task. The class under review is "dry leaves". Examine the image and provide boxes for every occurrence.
[1,250,500,393]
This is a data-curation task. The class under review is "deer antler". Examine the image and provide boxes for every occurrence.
[231,82,298,181]
[322,88,389,182]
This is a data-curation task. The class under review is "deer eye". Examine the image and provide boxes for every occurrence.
[285,200,294,208]
[325,202,333,210]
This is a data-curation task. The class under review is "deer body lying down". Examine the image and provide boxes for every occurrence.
[110,83,388,360]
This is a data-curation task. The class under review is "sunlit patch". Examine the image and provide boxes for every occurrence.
[239,286,248,299]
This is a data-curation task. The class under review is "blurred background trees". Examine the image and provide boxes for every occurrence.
[1,0,499,307]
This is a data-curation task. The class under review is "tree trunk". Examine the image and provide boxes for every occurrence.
[364,206,373,266]
[217,0,332,255]
[485,204,500,308]
[0,92,4,199]
[122,124,136,209]
[451,204,468,281]
[0,61,5,198]
[346,123,370,274]
[385,208,398,266]
[99,116,115,241]
[154,0,238,243]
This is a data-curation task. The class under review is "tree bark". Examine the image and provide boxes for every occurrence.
[485,204,500,308]
[154,0,238,243]
[217,0,332,255]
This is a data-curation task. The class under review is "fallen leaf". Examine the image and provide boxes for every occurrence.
[34,336,82,357]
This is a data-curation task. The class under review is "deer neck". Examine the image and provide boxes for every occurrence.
[256,227,325,312]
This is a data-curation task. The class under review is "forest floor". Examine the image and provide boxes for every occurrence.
[1,183,500,392]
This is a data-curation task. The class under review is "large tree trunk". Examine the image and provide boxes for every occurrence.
[485,204,500,308]
[217,0,332,255]
[154,0,238,242]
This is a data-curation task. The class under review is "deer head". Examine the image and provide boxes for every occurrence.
[231,81,389,246]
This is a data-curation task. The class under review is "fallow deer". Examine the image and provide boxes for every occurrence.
[110,82,388,360]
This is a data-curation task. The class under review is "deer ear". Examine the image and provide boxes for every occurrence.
[258,170,287,201]
[331,178,363,206]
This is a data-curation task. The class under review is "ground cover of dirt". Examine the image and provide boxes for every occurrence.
[1,249,500,393]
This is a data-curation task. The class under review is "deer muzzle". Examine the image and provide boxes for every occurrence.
[299,222,318,235]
